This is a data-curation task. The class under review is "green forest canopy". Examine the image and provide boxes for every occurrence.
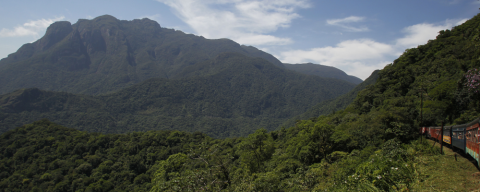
[1,11,480,192]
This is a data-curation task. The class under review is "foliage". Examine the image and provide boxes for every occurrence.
[0,119,210,192]
[328,139,417,191]
[157,12,480,191]
[4,10,480,192]
[0,53,354,138]
[464,68,480,93]
[281,69,380,128]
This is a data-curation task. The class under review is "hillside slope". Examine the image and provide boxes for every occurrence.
[0,53,355,138]
[280,69,379,128]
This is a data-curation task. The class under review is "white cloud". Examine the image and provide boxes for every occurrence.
[235,34,292,45]
[281,39,394,63]
[327,16,365,25]
[395,19,467,48]
[278,19,468,80]
[326,16,369,32]
[156,0,309,45]
[280,39,394,79]
[0,16,65,38]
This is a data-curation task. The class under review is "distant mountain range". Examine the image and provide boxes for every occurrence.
[0,15,363,137]
[284,63,363,84]
[0,15,361,96]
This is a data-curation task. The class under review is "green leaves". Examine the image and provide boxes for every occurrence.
[0,52,355,138]
[238,129,275,173]
[0,119,210,192]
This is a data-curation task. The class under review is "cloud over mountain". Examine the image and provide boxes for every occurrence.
[156,0,309,45]
[278,19,468,80]
[0,16,65,37]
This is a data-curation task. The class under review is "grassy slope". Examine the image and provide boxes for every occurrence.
[412,139,480,191]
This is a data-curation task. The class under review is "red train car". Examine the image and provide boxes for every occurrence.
[466,118,480,166]
[429,126,442,142]
[421,117,480,167]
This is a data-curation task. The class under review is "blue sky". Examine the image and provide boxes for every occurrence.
[0,0,478,79]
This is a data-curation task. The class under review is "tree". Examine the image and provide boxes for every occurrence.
[238,128,275,173]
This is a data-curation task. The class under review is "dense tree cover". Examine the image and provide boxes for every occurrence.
[284,63,363,85]
[0,53,355,138]
[0,118,436,191]
[0,119,211,192]
[149,116,438,191]
[153,12,480,191]
[348,14,480,126]
[2,10,480,192]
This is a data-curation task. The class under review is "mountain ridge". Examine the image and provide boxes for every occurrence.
[283,63,363,84]
[0,15,287,95]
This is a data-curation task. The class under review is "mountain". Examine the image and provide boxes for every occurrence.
[0,15,285,95]
[280,69,379,128]
[148,12,480,191]
[283,63,363,84]
[0,53,355,138]
[2,11,480,192]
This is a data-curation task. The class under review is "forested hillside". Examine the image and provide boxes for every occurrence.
[281,70,380,128]
[0,53,355,138]
[148,12,480,190]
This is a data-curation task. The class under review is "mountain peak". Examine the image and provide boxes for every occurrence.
[37,21,73,51]
[92,14,119,21]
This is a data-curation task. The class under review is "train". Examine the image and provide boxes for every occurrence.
[421,117,480,166]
